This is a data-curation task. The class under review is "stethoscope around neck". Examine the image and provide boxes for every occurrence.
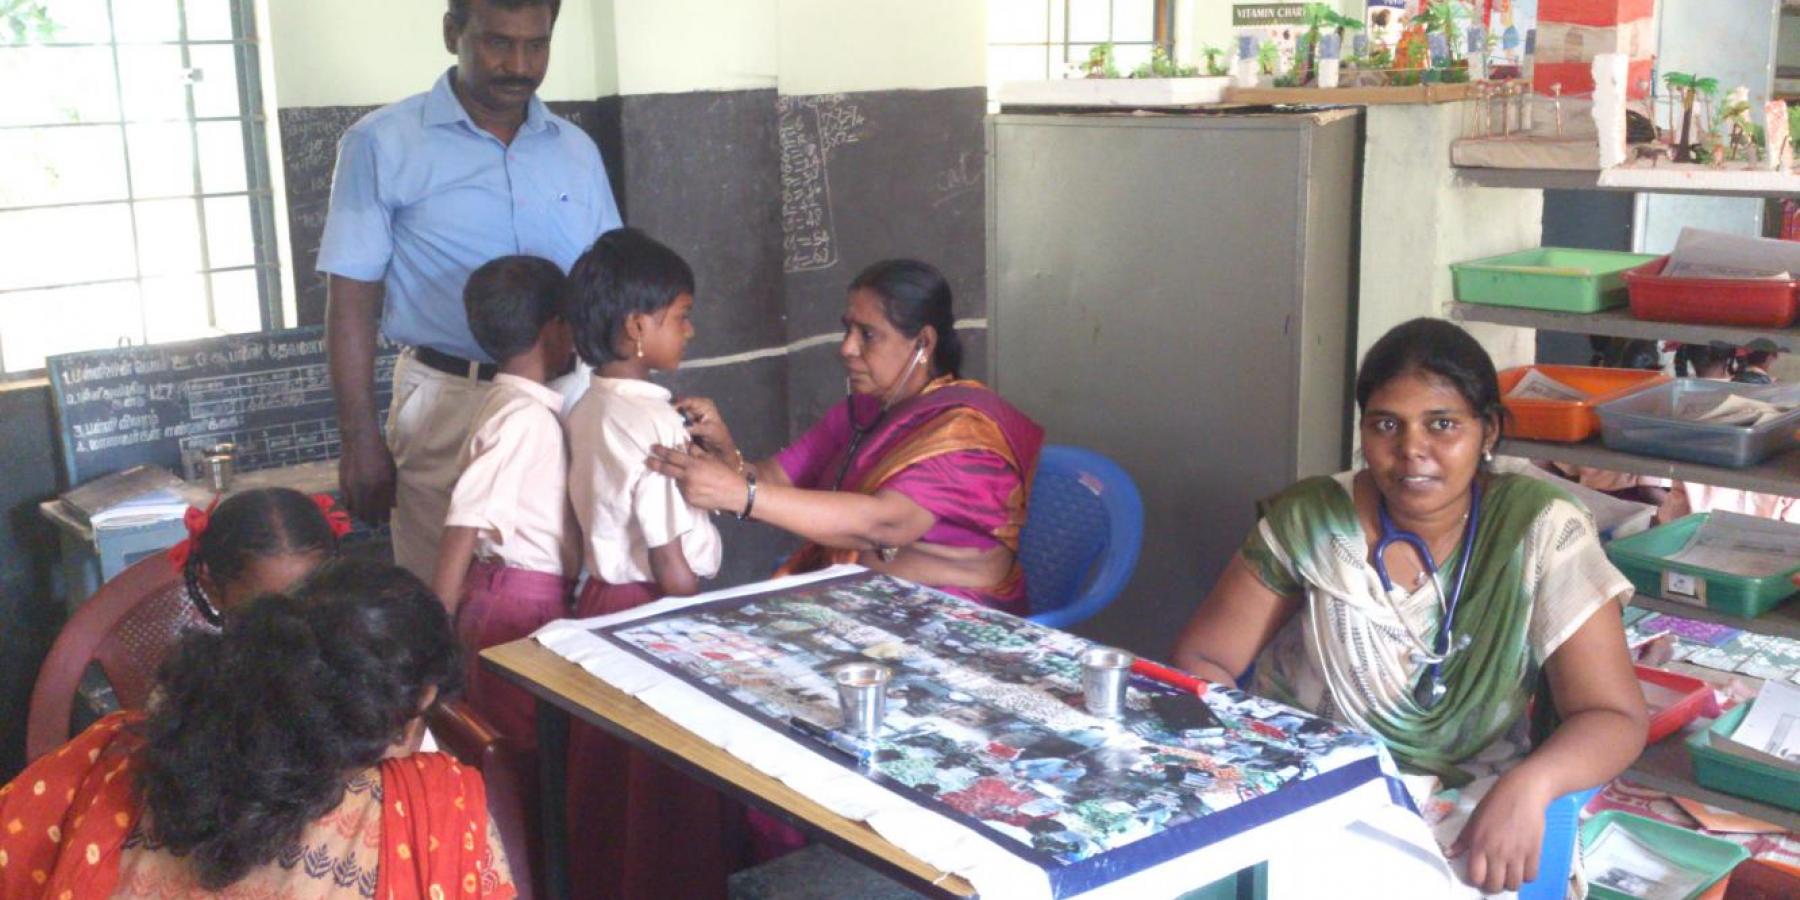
[1372,480,1483,711]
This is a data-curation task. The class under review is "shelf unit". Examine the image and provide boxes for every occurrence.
[1454,173,1800,831]
[1497,437,1800,498]
[1451,302,1800,352]
[1454,166,1800,198]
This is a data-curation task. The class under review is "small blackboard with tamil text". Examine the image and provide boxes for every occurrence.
[46,326,398,486]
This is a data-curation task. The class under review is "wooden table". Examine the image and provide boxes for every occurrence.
[481,638,977,900]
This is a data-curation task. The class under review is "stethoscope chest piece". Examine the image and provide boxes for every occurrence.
[1412,673,1450,709]
[1374,483,1484,712]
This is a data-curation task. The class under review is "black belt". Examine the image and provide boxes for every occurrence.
[412,346,497,381]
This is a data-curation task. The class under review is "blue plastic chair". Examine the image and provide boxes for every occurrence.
[1021,445,1144,629]
[1518,786,1599,900]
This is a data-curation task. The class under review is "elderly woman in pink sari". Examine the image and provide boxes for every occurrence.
[649,258,1043,614]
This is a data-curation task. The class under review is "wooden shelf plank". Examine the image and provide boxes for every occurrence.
[1226,82,1482,106]
[1628,594,1800,642]
[1496,437,1800,498]
[1454,165,1800,197]
[1628,731,1800,833]
[1450,302,1800,352]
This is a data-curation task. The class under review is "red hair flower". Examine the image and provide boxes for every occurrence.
[167,495,221,570]
[313,493,353,539]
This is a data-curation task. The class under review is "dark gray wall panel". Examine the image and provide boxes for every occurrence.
[0,384,69,780]
[618,91,785,356]
[779,88,988,340]
[1538,189,1638,365]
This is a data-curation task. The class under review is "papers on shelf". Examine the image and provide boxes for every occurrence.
[1583,820,1714,900]
[1506,369,1589,402]
[1664,228,1800,282]
[90,487,190,528]
[1727,680,1800,766]
[1667,511,1800,579]
[61,464,191,528]
[1669,392,1797,428]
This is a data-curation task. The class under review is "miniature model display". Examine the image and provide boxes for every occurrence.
[1227,0,1515,93]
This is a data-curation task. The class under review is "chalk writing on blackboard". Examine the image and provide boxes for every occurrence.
[48,326,397,484]
[931,151,984,208]
[778,95,867,273]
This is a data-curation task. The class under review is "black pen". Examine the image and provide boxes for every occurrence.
[787,716,875,767]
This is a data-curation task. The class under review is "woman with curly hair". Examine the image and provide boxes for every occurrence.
[0,558,516,899]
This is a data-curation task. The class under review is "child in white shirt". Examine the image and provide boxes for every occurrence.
[563,228,722,614]
[559,228,738,899]
[431,255,579,742]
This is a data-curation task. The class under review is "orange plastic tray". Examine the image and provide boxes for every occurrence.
[1498,366,1669,443]
[1636,665,1712,746]
[1625,256,1800,328]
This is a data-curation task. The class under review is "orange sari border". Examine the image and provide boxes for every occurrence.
[780,378,1042,603]
[0,713,511,900]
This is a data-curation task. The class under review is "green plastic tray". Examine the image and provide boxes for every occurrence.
[1452,248,1659,312]
[1604,514,1800,618]
[1686,702,1800,813]
[1581,811,1747,900]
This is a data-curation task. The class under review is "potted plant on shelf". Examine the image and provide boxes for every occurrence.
[1256,39,1281,87]
[1199,45,1231,78]
[995,41,1231,108]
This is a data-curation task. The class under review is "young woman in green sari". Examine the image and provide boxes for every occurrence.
[1174,319,1647,896]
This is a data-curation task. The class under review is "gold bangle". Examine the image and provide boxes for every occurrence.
[731,448,746,475]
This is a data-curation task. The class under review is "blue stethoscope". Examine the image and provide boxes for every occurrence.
[1373,481,1482,710]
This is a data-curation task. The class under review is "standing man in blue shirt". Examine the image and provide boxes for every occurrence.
[319,0,620,579]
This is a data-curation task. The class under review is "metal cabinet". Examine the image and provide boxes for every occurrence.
[987,108,1360,657]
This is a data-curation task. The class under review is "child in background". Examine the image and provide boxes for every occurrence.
[69,486,351,719]
[171,487,349,625]
[432,255,580,743]
[1734,349,1779,385]
[559,227,738,899]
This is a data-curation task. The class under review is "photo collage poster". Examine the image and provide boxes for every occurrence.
[594,571,1393,894]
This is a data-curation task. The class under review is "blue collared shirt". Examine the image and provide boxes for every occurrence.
[317,68,621,362]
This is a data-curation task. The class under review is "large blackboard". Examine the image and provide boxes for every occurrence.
[46,327,397,485]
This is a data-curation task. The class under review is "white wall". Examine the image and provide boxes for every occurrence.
[266,0,986,105]
[605,0,778,95]
[775,0,986,95]
[1359,103,1541,372]
[265,0,607,107]
[592,0,986,97]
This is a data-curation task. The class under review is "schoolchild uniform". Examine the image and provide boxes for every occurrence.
[444,373,578,740]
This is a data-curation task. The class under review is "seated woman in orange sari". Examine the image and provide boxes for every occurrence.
[650,259,1043,614]
[0,558,514,900]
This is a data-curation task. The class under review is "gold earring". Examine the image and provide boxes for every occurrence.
[635,340,644,359]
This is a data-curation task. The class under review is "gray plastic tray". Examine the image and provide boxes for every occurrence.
[1596,379,1800,468]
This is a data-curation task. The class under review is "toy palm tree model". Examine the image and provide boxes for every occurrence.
[1418,0,1464,60]
[1663,72,1719,163]
[1297,3,1365,85]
